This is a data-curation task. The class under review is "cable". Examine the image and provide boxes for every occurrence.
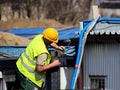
[70,15,100,89]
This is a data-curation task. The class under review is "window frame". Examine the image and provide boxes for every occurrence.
[89,75,107,90]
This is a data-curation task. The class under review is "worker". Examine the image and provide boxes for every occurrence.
[12,28,65,90]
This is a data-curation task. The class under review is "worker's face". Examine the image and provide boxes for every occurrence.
[44,38,52,46]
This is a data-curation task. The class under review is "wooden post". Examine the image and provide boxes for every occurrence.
[92,5,99,19]
[88,0,100,19]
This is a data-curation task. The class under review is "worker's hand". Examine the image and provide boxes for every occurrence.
[58,46,66,51]
[52,60,61,66]
[50,43,65,51]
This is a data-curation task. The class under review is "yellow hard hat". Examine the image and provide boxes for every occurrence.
[42,28,58,43]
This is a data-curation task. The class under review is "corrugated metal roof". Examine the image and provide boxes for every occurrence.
[90,22,120,35]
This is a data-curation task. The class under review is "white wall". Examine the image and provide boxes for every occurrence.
[60,67,74,89]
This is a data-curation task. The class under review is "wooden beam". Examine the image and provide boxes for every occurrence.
[92,5,99,19]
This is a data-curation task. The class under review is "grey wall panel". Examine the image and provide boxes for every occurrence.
[83,42,120,90]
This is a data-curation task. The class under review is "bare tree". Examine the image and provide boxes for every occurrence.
[0,0,92,26]
[45,0,91,26]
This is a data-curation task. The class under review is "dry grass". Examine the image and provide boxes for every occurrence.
[0,19,66,29]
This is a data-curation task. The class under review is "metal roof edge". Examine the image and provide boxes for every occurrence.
[81,17,120,24]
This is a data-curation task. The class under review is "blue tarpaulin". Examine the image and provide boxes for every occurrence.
[0,46,26,56]
[0,27,80,40]
[0,27,79,56]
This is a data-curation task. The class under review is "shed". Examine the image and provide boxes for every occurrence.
[79,17,120,90]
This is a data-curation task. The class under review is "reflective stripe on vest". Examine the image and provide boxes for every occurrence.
[20,51,45,83]
[24,51,36,65]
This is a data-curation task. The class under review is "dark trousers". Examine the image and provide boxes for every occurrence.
[12,66,43,90]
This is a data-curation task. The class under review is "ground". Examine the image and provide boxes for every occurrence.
[0,19,67,46]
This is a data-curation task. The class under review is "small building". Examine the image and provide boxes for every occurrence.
[78,17,120,90]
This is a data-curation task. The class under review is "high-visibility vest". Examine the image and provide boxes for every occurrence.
[16,34,51,87]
